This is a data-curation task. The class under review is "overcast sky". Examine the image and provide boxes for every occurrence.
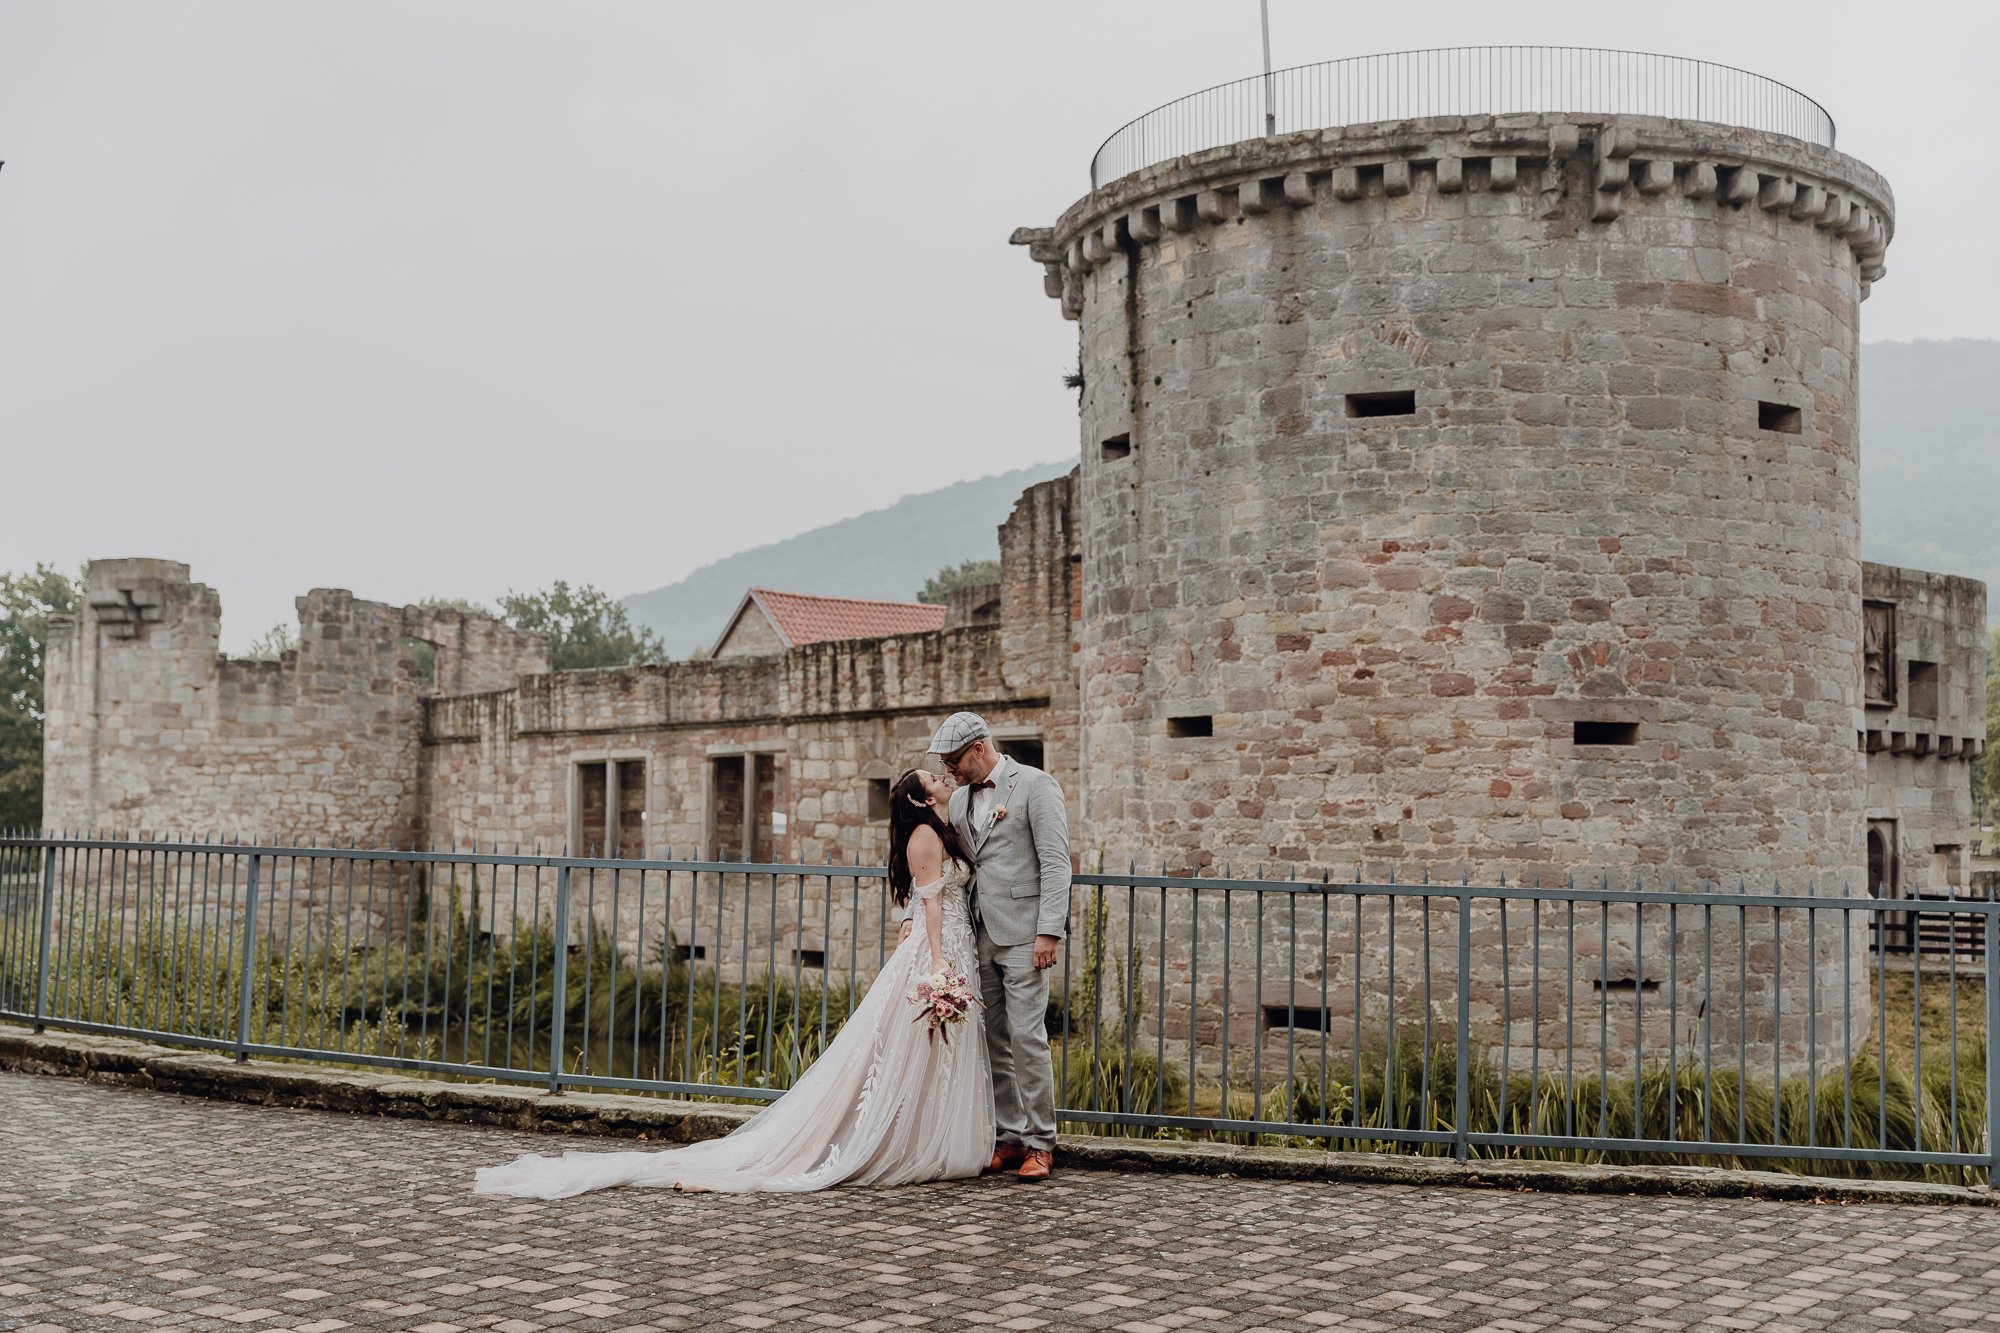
[2,2,1991,651]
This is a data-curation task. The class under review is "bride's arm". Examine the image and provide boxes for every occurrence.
[908,828,948,966]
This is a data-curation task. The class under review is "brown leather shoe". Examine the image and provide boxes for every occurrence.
[1016,1149,1053,1182]
[985,1142,1028,1175]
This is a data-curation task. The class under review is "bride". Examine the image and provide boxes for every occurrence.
[473,767,993,1197]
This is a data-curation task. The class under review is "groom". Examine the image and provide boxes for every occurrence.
[908,711,1071,1181]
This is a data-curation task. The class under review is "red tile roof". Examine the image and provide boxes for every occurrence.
[749,588,947,647]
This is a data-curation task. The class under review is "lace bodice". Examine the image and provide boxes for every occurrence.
[911,858,975,974]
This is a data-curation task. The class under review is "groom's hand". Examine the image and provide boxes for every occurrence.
[1032,934,1060,970]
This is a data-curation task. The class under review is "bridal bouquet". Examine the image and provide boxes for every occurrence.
[907,970,981,1044]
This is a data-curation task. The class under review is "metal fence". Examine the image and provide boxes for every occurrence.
[2,834,1993,1184]
[1091,46,1837,188]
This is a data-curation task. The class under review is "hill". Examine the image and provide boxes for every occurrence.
[1859,340,2000,617]
[624,460,1074,657]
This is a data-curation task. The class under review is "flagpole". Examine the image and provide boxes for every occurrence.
[1260,0,1275,136]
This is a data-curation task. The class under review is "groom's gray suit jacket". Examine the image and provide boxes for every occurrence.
[950,757,1072,948]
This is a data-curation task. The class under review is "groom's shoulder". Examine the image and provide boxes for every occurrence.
[1009,760,1063,795]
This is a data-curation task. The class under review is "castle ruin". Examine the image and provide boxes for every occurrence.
[38,52,1991,1072]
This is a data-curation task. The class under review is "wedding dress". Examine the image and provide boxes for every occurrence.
[473,858,993,1197]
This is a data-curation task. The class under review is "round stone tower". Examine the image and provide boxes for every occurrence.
[1017,56,1892,890]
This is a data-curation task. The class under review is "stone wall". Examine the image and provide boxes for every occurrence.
[1860,562,1988,897]
[41,560,547,849]
[1030,113,1891,895]
[1017,112,1911,1070]
[418,473,1083,873]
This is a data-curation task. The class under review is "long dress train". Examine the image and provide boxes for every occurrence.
[472,859,992,1197]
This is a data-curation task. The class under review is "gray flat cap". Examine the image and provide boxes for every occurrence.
[927,711,991,755]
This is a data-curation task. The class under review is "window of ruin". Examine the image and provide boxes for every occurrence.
[673,942,708,962]
[573,759,646,858]
[1101,432,1132,461]
[1344,390,1417,418]
[1167,715,1213,738]
[1261,1004,1332,1032]
[1867,820,1898,897]
[1907,660,1940,719]
[707,752,787,862]
[708,757,747,861]
[867,778,891,823]
[1003,736,1046,771]
[1935,844,1965,886]
[398,635,439,686]
[1863,601,1897,708]
[1758,401,1802,434]
[1572,721,1640,746]
[1591,977,1661,997]
[794,947,827,970]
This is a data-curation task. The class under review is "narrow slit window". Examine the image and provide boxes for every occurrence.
[1167,715,1213,738]
[866,778,891,823]
[1262,1004,1332,1032]
[1573,720,1640,746]
[1101,432,1132,461]
[1592,977,1661,997]
[794,948,827,970]
[1758,401,1802,434]
[673,943,708,962]
[1345,390,1417,418]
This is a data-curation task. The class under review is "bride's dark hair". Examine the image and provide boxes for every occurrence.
[887,768,970,907]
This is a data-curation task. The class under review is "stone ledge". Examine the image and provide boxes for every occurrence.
[4,1023,1990,1207]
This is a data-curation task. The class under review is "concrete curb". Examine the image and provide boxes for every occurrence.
[5,1023,1991,1207]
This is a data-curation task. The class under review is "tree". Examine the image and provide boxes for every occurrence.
[916,559,1001,606]
[498,582,664,671]
[1975,626,2000,849]
[0,564,84,829]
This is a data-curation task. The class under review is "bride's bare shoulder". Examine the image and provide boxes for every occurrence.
[908,823,944,855]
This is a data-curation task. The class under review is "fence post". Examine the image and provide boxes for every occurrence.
[1986,908,1999,1190]
[1455,890,1472,1164]
[548,863,571,1095]
[31,843,57,1033]
[234,854,262,1062]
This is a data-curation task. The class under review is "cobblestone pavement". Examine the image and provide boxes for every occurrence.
[5,1073,2000,1332]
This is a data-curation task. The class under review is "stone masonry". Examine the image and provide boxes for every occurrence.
[33,104,1990,1078]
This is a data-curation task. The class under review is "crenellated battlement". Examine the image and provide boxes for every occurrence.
[1017,114,1894,319]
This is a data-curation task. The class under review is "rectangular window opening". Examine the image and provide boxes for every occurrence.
[576,762,608,857]
[1864,601,1897,708]
[672,943,708,962]
[1591,977,1661,997]
[1262,1004,1332,1032]
[1345,390,1417,418]
[1572,720,1640,746]
[866,778,892,823]
[1758,401,1802,434]
[1907,660,1939,720]
[1003,737,1045,771]
[794,948,827,970]
[1101,432,1132,461]
[708,756,747,861]
[1167,715,1213,738]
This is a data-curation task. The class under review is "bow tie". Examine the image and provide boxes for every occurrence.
[966,779,996,793]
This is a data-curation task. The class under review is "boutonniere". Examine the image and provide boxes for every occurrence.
[981,778,1019,832]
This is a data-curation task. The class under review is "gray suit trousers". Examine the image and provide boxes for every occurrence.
[977,930,1056,1151]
